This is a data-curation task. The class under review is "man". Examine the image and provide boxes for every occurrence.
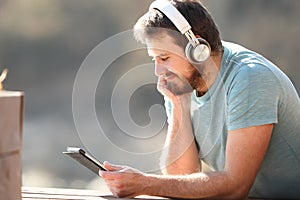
[100,0,300,199]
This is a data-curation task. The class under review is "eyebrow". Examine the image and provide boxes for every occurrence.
[148,51,169,58]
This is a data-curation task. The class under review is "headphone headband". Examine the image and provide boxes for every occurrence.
[149,0,191,34]
[149,0,211,64]
[149,0,199,47]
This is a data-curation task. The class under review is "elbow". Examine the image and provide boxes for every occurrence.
[225,184,251,200]
[221,175,252,200]
[227,190,249,200]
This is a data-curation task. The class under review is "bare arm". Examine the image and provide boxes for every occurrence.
[160,92,201,174]
[101,124,273,199]
[146,124,273,199]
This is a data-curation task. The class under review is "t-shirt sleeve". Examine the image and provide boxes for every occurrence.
[227,64,281,131]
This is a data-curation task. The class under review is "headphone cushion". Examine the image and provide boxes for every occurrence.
[185,40,211,64]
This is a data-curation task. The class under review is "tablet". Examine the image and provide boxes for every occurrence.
[63,147,107,175]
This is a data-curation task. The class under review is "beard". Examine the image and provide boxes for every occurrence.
[166,67,203,95]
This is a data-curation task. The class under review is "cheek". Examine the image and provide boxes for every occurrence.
[169,57,188,71]
[173,61,194,77]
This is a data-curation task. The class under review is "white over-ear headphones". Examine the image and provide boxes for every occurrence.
[150,0,211,64]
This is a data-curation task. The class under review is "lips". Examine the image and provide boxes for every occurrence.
[162,72,177,80]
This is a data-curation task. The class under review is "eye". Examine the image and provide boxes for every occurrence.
[150,54,170,62]
[160,56,169,61]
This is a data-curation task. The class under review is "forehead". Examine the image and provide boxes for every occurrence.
[146,34,185,57]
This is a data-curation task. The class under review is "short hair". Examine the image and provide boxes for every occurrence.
[134,0,223,53]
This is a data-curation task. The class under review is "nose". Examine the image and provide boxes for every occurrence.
[154,60,168,77]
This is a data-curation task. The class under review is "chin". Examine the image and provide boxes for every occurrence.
[168,85,194,95]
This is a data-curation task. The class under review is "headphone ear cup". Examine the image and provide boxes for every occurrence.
[185,38,211,64]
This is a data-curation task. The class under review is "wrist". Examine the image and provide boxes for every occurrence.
[171,94,192,113]
[143,174,162,197]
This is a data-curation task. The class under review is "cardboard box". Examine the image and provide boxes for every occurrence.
[0,91,24,200]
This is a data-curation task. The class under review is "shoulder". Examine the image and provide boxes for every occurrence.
[221,41,284,93]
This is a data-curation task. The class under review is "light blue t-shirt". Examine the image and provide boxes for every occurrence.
[165,41,300,198]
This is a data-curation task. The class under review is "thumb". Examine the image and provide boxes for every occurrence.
[103,161,125,171]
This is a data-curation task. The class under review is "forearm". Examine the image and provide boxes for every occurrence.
[144,172,244,199]
[160,98,200,174]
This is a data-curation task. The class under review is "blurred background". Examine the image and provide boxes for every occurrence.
[0,0,299,192]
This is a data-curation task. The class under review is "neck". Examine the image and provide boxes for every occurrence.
[195,50,223,96]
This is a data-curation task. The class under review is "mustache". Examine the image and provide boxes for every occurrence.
[161,68,202,81]
[161,70,187,80]
[162,72,176,78]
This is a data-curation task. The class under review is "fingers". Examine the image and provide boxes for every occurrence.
[98,163,144,198]
[104,161,126,171]
[99,169,119,181]
[157,76,167,92]
[99,161,127,179]
[157,77,174,98]
[98,165,133,198]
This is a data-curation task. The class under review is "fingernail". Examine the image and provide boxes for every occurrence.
[99,170,103,177]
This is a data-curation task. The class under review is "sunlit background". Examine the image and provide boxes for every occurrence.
[1,0,299,192]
